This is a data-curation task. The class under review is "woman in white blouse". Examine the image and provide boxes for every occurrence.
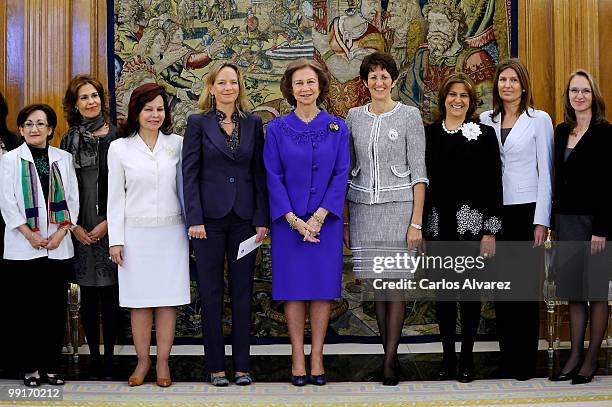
[480,58,554,380]
[107,83,190,388]
[0,104,79,386]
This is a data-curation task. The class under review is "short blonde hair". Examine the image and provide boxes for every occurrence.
[198,62,248,116]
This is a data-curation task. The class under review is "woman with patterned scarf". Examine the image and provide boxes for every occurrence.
[60,75,119,380]
[0,104,79,386]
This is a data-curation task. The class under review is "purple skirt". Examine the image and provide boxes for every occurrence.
[271,213,343,300]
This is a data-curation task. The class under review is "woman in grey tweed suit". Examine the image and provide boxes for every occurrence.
[344,53,427,386]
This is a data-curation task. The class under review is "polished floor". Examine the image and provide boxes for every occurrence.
[1,346,611,383]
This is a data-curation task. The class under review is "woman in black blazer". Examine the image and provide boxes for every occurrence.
[182,62,269,386]
[549,70,611,384]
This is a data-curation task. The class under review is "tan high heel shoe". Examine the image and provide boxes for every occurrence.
[156,377,172,387]
[156,360,172,387]
[128,359,150,387]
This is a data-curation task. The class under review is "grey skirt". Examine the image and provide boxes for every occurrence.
[349,201,416,280]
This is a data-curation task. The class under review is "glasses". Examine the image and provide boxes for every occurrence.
[23,121,49,130]
[569,88,592,96]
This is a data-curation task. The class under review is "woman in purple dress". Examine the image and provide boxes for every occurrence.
[264,59,350,386]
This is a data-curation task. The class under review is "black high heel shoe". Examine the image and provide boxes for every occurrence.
[457,365,475,383]
[550,364,581,382]
[436,362,456,380]
[44,373,65,386]
[382,375,399,386]
[23,375,41,387]
[572,366,597,385]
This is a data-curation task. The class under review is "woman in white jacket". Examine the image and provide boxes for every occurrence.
[107,83,190,387]
[0,104,79,386]
[480,58,554,380]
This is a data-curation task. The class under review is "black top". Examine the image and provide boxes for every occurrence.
[423,122,503,240]
[552,120,612,237]
[215,109,240,152]
[60,125,117,219]
[500,127,511,145]
[28,144,50,204]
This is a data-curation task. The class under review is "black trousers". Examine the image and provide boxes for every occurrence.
[7,257,70,374]
[192,210,257,373]
[0,258,17,375]
[436,301,481,366]
[496,203,541,378]
[80,284,119,360]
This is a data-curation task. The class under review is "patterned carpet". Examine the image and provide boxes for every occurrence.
[1,377,612,407]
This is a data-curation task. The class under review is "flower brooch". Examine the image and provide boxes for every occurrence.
[442,121,481,141]
[329,121,339,132]
[461,122,481,141]
[162,144,176,156]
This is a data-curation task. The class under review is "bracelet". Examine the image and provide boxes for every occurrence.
[287,213,299,230]
[410,223,422,230]
[311,213,324,226]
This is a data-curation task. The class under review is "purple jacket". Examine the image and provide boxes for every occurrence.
[264,111,349,221]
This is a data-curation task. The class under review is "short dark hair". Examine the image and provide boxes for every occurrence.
[437,73,479,122]
[119,83,172,137]
[17,104,58,141]
[63,74,110,127]
[280,58,330,107]
[359,52,400,82]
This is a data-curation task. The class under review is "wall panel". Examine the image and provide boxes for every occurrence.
[552,0,600,122]
[3,0,25,134]
[519,0,555,121]
[599,0,612,115]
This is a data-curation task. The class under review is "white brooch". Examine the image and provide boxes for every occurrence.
[461,122,481,141]
[388,129,399,141]
[163,145,176,156]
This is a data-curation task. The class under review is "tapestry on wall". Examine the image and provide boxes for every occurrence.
[110,0,516,343]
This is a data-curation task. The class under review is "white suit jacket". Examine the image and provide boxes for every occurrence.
[0,143,79,260]
[107,133,184,247]
[480,108,553,227]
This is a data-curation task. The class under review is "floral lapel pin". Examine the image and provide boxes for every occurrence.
[461,122,482,141]
[329,121,340,132]
[162,144,176,156]
[388,129,399,141]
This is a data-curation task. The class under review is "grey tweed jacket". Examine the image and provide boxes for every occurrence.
[346,102,428,204]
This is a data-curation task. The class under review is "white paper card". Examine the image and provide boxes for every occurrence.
[237,234,263,260]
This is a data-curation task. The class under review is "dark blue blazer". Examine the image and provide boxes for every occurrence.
[182,110,270,228]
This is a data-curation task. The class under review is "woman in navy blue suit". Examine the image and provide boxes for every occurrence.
[182,62,269,386]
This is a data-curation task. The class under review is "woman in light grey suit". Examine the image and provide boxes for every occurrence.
[480,58,554,380]
[344,52,428,386]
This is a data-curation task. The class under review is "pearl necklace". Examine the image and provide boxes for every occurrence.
[442,120,463,134]
[296,108,320,124]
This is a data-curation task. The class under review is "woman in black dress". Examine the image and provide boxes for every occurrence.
[424,73,503,383]
[60,75,119,379]
[0,91,21,375]
[549,70,611,384]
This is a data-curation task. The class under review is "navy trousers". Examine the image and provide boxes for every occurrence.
[192,210,257,373]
